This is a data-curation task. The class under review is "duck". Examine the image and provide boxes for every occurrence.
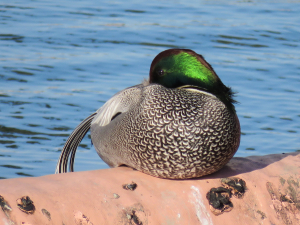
[56,49,241,179]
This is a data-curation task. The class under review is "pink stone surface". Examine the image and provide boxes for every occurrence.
[0,152,299,225]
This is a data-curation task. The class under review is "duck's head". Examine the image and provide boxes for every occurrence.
[149,49,236,110]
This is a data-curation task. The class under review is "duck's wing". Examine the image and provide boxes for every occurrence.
[91,85,142,127]
[55,84,143,174]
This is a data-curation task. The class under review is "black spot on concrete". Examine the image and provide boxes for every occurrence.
[206,177,247,215]
[257,210,267,219]
[0,195,12,213]
[126,210,143,225]
[118,203,147,225]
[221,177,247,198]
[123,182,137,191]
[206,187,233,215]
[16,196,35,214]
[0,195,12,218]
[42,208,51,221]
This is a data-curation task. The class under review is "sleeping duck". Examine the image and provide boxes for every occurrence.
[56,49,240,179]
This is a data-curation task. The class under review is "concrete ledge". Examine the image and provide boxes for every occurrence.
[0,152,299,225]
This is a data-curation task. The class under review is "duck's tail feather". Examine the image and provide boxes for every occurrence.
[55,112,97,174]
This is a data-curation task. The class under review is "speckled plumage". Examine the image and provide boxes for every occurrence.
[91,83,240,179]
[56,49,241,179]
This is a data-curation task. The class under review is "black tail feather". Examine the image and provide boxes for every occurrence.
[55,113,97,173]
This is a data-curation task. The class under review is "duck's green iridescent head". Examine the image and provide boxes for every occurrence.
[149,49,236,109]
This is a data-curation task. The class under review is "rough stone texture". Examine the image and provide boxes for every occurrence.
[0,152,299,225]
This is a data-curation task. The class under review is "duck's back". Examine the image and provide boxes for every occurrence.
[91,84,240,179]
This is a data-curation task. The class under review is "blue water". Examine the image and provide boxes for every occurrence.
[0,0,299,179]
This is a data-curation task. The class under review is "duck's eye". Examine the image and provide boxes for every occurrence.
[157,69,165,76]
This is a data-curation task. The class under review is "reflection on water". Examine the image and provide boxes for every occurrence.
[0,0,299,179]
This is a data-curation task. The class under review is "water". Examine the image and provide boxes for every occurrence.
[0,0,299,179]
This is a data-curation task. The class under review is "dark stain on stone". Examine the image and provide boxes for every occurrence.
[74,212,93,225]
[123,182,137,191]
[221,177,247,198]
[0,195,13,221]
[287,178,299,188]
[118,203,147,225]
[266,182,277,198]
[280,177,286,186]
[266,178,300,225]
[206,187,233,215]
[42,208,51,221]
[256,210,267,219]
[16,196,35,214]
[0,195,12,213]
[206,177,247,215]
[126,210,143,225]
[286,176,300,210]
